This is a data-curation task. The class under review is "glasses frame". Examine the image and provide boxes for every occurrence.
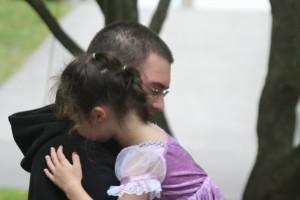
[144,84,169,98]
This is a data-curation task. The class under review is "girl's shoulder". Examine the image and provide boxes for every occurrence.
[114,142,167,182]
[118,139,166,161]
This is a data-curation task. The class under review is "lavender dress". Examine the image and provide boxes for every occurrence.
[107,126,225,200]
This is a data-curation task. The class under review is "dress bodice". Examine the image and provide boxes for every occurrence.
[107,126,225,200]
[161,133,209,199]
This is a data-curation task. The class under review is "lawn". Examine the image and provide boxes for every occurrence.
[0,0,72,85]
[0,188,28,200]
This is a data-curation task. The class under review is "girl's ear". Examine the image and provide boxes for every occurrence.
[92,106,107,123]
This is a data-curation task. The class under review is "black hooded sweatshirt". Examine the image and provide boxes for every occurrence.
[9,104,120,200]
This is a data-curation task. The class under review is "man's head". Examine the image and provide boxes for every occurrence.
[87,21,173,114]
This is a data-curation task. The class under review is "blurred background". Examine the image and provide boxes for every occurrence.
[0,0,277,199]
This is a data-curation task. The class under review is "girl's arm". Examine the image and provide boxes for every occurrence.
[44,146,92,200]
[44,146,148,200]
[119,193,148,200]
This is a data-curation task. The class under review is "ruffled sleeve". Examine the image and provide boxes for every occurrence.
[107,145,166,200]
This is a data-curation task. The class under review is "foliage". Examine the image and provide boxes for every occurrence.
[0,0,71,85]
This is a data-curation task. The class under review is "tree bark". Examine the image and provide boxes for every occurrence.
[243,0,300,199]
[95,0,138,25]
[149,0,171,34]
[26,0,84,56]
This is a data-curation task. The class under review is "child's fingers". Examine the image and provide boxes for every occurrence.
[44,168,55,182]
[45,155,56,173]
[57,146,69,165]
[72,152,81,169]
[50,147,60,166]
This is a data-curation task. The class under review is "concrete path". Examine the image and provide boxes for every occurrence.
[0,1,271,199]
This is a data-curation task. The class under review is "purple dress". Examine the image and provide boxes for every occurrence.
[107,126,225,200]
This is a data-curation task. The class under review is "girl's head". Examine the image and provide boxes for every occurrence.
[55,52,150,128]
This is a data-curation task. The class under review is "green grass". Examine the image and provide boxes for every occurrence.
[0,0,72,85]
[0,188,28,200]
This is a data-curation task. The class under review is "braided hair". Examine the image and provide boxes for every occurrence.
[55,52,150,128]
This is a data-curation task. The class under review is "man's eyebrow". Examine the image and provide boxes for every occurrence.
[151,82,169,89]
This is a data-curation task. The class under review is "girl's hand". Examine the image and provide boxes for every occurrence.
[44,146,82,194]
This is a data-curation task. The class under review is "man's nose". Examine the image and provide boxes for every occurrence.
[151,96,165,112]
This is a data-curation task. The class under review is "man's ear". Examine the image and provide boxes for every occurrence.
[92,106,107,123]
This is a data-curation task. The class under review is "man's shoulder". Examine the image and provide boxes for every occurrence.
[33,134,121,166]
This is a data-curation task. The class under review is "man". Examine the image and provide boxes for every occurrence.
[9,21,173,200]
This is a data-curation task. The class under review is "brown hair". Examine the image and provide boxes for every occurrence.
[87,21,174,68]
[55,52,150,127]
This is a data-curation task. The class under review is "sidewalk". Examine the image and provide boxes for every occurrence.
[0,1,271,199]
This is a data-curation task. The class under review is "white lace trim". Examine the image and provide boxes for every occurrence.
[107,179,162,200]
[138,140,165,147]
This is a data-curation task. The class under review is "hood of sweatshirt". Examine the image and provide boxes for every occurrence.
[8,104,70,172]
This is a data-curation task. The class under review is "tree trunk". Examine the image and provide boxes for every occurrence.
[26,0,84,56]
[95,0,138,25]
[243,0,300,199]
[149,0,171,34]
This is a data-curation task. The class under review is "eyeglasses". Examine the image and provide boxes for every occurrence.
[144,84,169,98]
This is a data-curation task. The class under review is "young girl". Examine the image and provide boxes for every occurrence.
[44,52,225,200]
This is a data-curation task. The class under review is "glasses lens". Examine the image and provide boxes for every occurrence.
[144,84,169,98]
[152,88,161,97]
[146,85,169,97]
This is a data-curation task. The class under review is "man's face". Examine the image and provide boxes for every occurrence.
[139,53,171,116]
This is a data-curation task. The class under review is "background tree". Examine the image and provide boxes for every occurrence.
[243,0,300,199]
[25,0,172,134]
